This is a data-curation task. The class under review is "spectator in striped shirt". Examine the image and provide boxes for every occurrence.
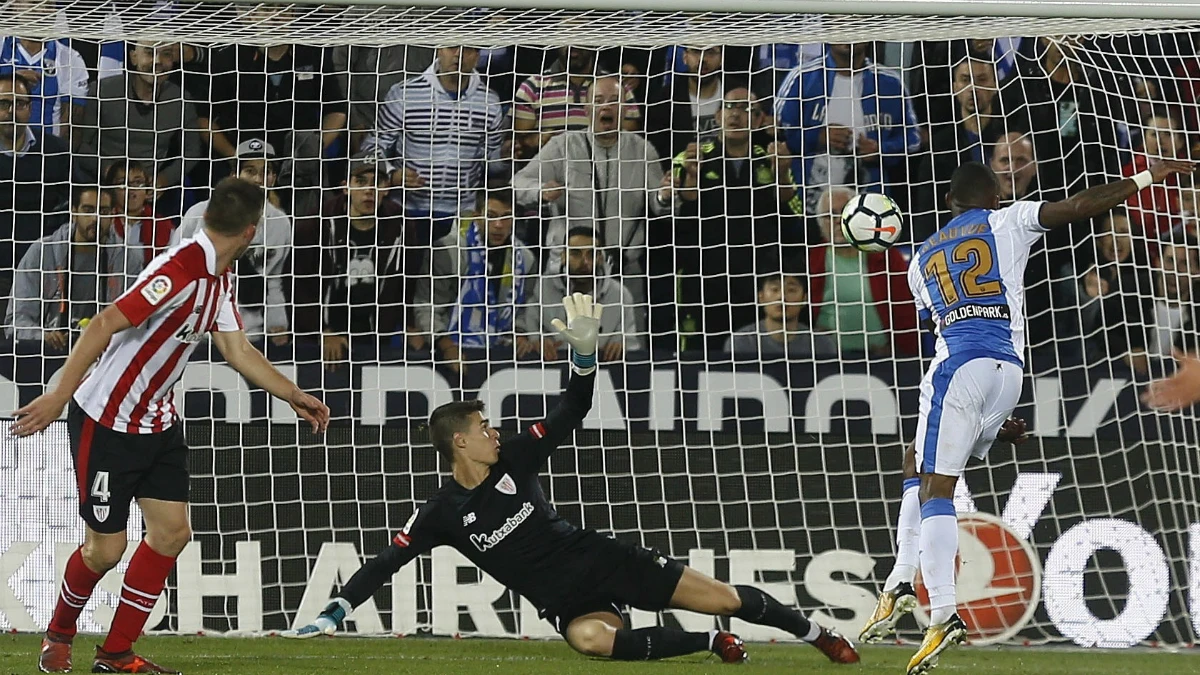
[513,47,640,161]
[361,46,507,241]
[104,160,175,268]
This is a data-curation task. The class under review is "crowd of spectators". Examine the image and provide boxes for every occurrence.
[3,29,1199,375]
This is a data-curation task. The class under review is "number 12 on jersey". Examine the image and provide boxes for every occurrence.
[921,238,1004,307]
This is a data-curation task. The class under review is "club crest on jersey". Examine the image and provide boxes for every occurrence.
[496,473,517,495]
[93,505,110,523]
[140,275,172,305]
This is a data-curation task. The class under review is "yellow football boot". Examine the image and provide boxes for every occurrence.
[859,582,918,644]
[907,613,967,675]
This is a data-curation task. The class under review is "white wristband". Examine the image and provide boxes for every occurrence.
[1132,170,1153,191]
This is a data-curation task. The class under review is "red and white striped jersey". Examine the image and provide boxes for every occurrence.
[75,229,243,434]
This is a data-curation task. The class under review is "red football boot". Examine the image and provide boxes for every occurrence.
[38,630,72,673]
[711,631,749,664]
[91,648,181,674]
[812,626,861,664]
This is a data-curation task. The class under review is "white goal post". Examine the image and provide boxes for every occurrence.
[1,0,1200,652]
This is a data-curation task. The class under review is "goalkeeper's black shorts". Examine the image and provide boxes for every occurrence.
[540,540,686,636]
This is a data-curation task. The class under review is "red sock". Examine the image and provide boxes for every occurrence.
[47,547,105,638]
[101,542,176,654]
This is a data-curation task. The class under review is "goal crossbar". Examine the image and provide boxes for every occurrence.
[4,1,1200,47]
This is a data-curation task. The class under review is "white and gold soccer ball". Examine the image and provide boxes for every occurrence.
[840,192,904,253]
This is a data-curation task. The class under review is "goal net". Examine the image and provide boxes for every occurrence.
[2,0,1200,650]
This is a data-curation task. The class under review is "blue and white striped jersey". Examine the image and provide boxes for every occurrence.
[0,38,88,135]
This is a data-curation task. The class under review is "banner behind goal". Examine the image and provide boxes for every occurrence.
[2,0,1200,649]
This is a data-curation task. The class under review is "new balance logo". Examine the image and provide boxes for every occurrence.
[463,512,477,527]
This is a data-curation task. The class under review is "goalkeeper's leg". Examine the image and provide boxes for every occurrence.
[559,609,738,663]
[667,567,860,663]
[861,442,921,643]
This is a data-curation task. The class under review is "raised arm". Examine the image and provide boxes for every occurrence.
[500,294,603,473]
[1039,160,1195,230]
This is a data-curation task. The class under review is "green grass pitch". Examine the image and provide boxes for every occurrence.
[2,633,1198,674]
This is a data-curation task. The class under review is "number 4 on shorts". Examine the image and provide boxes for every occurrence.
[91,471,111,502]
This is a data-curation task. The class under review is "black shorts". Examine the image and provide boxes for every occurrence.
[68,403,189,534]
[542,542,686,636]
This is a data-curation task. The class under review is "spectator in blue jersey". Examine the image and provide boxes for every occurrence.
[0,36,88,140]
[775,42,920,215]
[412,186,540,375]
[1,73,71,301]
[362,46,506,241]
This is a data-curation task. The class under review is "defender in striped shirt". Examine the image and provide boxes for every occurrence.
[12,177,330,675]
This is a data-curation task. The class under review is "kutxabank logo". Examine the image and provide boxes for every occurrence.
[915,512,1042,645]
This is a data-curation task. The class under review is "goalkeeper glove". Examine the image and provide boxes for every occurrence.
[550,293,604,372]
[281,598,351,639]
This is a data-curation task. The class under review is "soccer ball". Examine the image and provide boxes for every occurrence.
[840,192,904,253]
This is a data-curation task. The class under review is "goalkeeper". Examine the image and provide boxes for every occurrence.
[285,293,859,665]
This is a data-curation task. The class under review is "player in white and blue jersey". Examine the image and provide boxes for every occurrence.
[858,159,1194,675]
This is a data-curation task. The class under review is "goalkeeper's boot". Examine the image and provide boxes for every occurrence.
[280,599,348,639]
[38,630,72,673]
[906,613,967,675]
[710,631,748,664]
[859,581,918,644]
[811,626,860,664]
[91,648,179,674]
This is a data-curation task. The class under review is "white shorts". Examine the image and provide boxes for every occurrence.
[914,356,1023,478]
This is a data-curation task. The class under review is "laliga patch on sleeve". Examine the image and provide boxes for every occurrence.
[140,275,173,305]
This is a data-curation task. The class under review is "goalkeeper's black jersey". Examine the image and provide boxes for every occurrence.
[343,371,626,612]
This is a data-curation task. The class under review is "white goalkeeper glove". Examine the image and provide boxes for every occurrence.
[550,293,603,372]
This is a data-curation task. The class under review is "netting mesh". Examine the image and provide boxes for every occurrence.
[1,0,1200,651]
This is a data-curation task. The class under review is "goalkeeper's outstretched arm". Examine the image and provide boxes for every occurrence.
[283,506,441,639]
